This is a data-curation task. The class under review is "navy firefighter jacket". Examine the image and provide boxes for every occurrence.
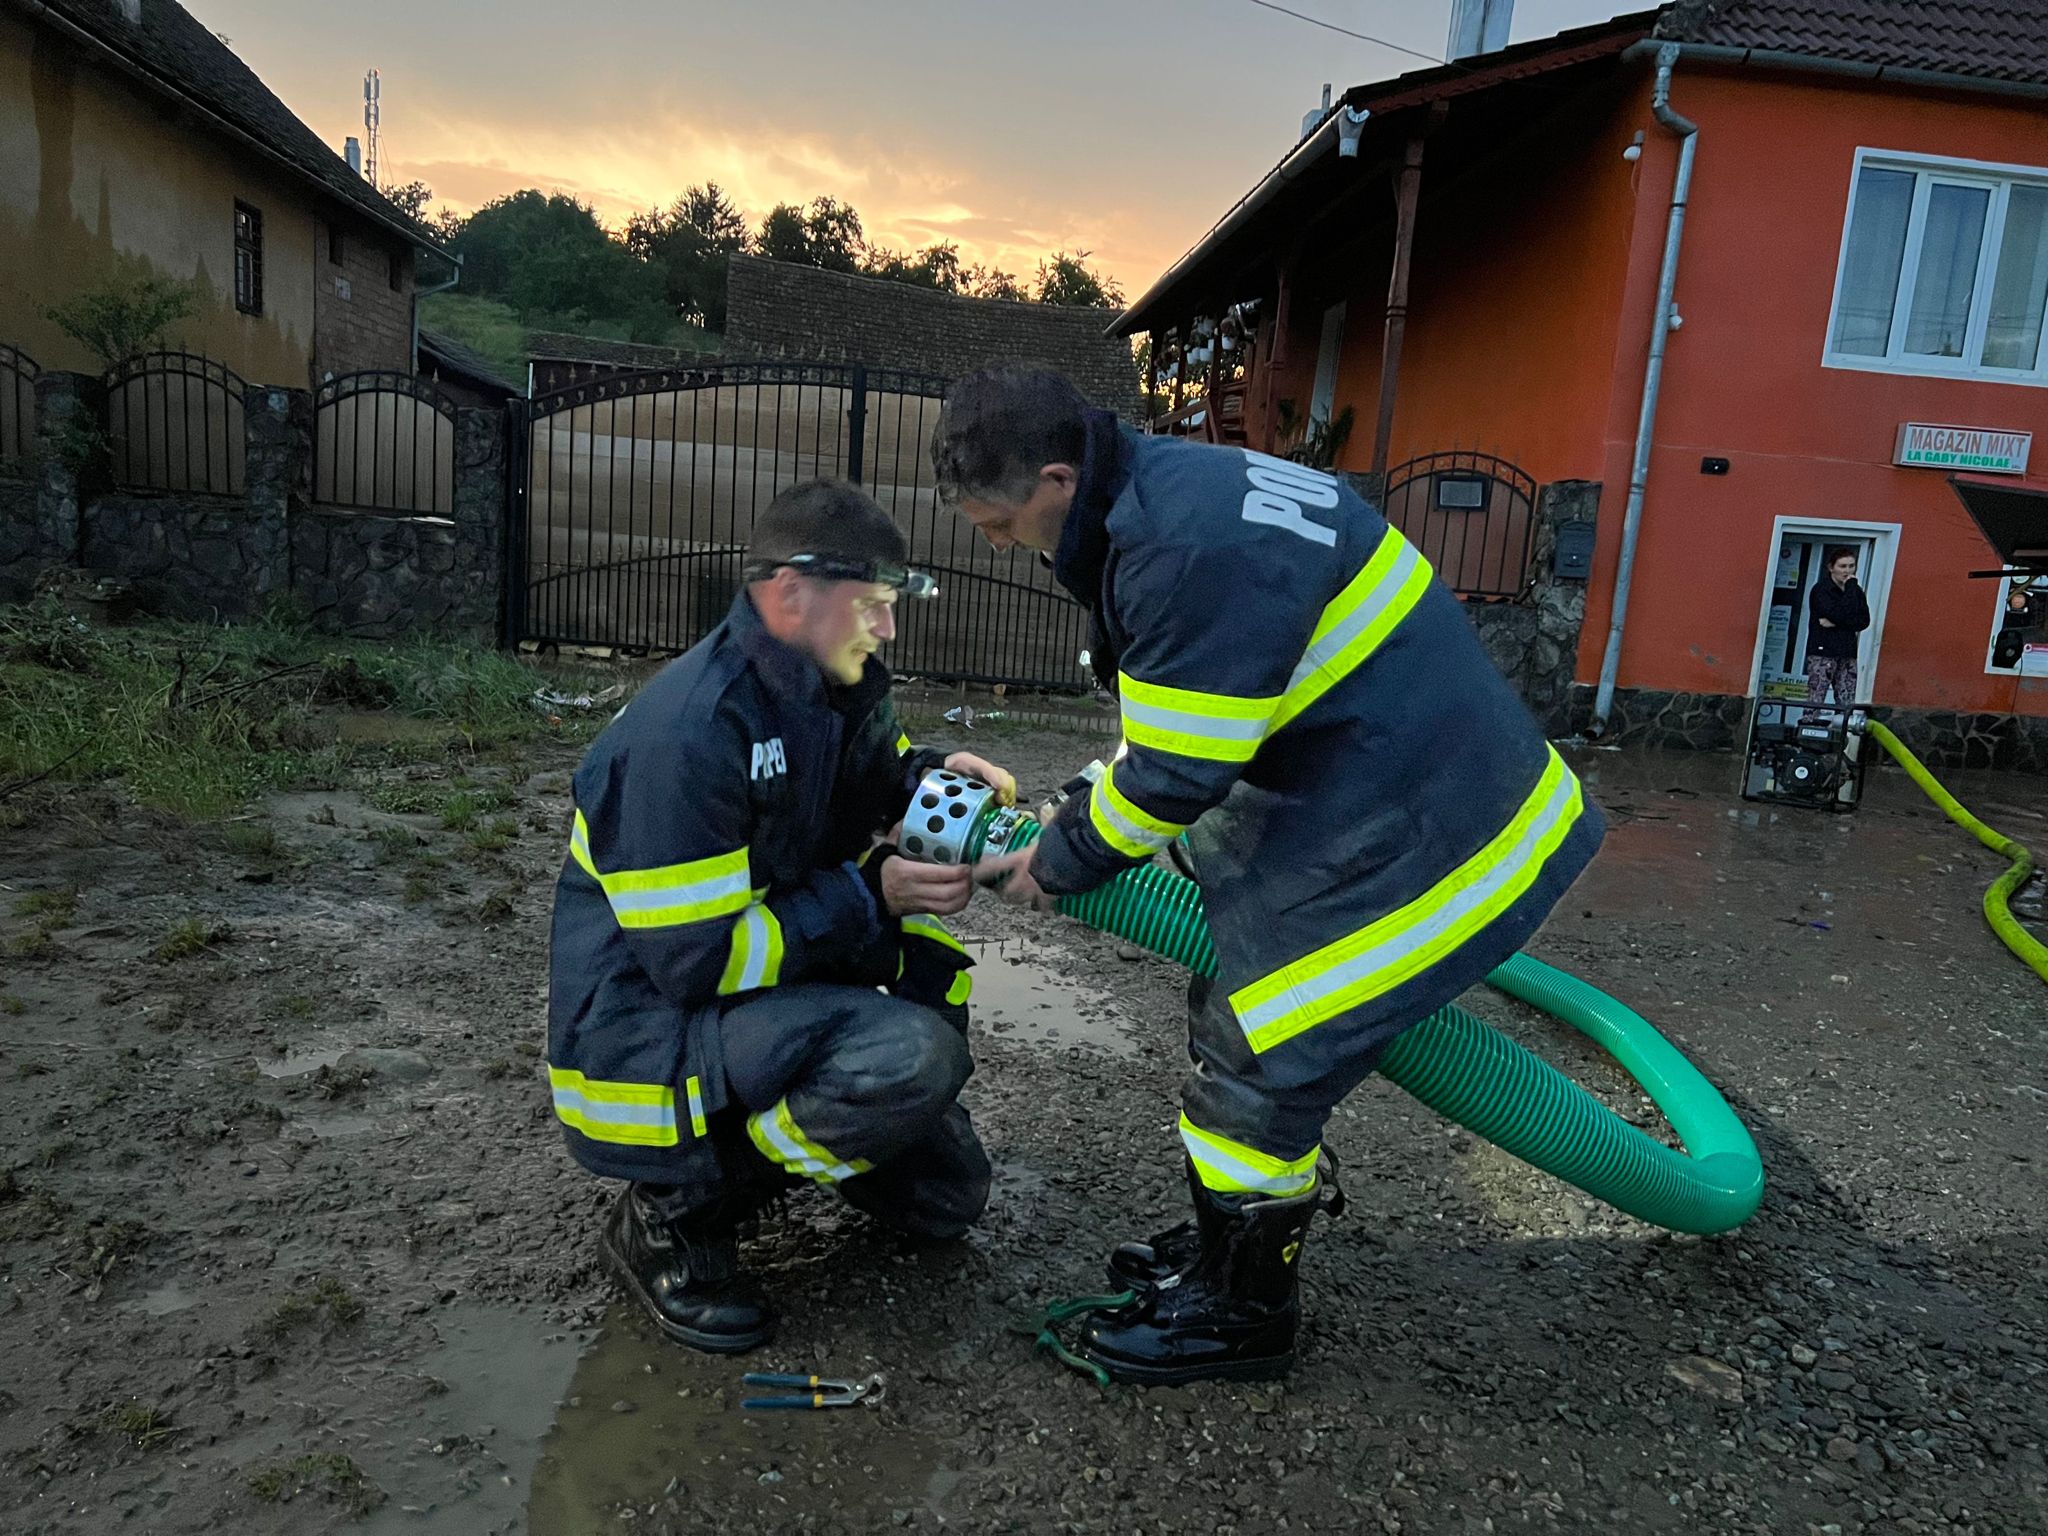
[546,590,954,1184]
[1031,415,1605,1082]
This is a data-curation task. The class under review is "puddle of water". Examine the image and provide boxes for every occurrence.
[528,1305,952,1533]
[125,1284,197,1317]
[261,1048,347,1078]
[965,941,1138,1057]
[354,1304,581,1536]
[291,1110,379,1138]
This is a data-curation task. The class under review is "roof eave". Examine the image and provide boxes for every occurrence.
[1629,38,2048,102]
[1108,11,1662,337]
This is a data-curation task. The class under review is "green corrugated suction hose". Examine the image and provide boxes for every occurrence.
[1005,819,1764,1235]
[1863,719,2048,985]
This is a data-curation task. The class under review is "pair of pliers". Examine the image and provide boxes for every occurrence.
[1007,1291,1136,1388]
[740,1372,885,1410]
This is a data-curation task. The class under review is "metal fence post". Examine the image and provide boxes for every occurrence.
[846,364,867,486]
[501,397,528,648]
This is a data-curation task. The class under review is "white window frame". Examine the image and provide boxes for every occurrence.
[1822,147,2048,387]
[1984,571,2048,675]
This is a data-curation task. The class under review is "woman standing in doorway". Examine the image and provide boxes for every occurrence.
[1806,547,1871,706]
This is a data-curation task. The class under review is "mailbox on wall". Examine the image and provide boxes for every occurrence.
[1553,520,1596,580]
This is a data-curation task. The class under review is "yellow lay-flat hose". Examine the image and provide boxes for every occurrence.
[1863,719,2048,985]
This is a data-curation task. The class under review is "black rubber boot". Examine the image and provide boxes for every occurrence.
[1080,1164,1321,1385]
[1105,1150,1342,1292]
[599,1184,777,1354]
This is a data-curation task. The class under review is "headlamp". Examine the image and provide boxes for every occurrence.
[744,552,939,599]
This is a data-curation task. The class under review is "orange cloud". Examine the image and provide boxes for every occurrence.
[385,105,1165,289]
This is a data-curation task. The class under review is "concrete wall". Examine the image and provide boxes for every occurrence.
[313,217,414,380]
[0,11,409,389]
[725,254,1142,415]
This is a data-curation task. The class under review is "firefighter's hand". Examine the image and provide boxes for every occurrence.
[944,751,1016,806]
[1818,617,1836,628]
[879,854,974,918]
[973,849,1056,913]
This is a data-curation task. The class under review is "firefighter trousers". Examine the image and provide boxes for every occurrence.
[1176,974,1405,1199]
[711,946,991,1240]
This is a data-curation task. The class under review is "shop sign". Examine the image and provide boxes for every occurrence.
[1893,422,2031,475]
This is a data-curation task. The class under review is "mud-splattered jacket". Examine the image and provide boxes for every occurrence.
[546,591,958,1184]
[1031,415,1604,1082]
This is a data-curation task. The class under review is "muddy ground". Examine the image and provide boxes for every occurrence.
[2,707,2045,1535]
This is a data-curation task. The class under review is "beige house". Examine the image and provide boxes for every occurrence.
[0,0,446,387]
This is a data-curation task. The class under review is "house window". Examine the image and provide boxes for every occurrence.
[1826,150,2048,383]
[329,221,345,266]
[1989,572,2048,674]
[234,201,264,315]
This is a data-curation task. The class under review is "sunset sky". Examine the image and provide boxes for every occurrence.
[186,0,1627,294]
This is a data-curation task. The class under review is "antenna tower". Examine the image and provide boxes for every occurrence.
[363,68,381,188]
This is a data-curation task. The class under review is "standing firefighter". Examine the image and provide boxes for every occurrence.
[548,480,1012,1352]
[938,367,1604,1384]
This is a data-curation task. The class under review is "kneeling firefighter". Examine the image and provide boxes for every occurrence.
[937,367,1606,1384]
[547,479,1016,1352]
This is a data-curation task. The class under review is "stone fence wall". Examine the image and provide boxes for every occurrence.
[0,370,505,641]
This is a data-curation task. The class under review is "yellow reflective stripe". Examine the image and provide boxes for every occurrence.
[945,969,973,1005]
[685,1075,709,1138]
[1179,1114,1319,1196]
[900,914,968,956]
[1230,749,1584,1053]
[569,811,752,929]
[746,1098,872,1183]
[548,1067,679,1147]
[717,903,786,995]
[1117,672,1278,764]
[895,731,913,754]
[1270,529,1433,735]
[568,814,600,878]
[1087,758,1187,858]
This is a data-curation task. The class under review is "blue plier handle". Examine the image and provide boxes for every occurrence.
[740,1372,884,1410]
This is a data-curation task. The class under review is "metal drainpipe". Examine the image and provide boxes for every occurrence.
[410,250,464,373]
[1591,43,1696,737]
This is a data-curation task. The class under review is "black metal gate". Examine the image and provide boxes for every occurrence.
[1382,451,1537,601]
[507,360,1089,689]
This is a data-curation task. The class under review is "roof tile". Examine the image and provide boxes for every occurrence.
[1660,1,2048,86]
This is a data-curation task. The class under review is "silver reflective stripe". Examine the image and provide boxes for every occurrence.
[1179,1122,1316,1195]
[1120,696,1270,744]
[605,868,751,918]
[1285,536,1426,694]
[732,906,775,990]
[1091,784,1176,851]
[551,1086,677,1134]
[1232,765,1582,1038]
[754,1112,859,1182]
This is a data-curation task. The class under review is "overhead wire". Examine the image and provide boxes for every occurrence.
[1236,0,1448,66]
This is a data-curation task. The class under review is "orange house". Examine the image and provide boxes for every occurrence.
[1114,1,2048,770]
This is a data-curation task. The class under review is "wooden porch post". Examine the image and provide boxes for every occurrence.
[1370,132,1428,482]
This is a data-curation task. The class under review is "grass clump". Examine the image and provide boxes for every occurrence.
[222,822,282,861]
[245,1450,383,1514]
[5,925,59,960]
[93,1401,178,1448]
[261,1275,365,1339]
[12,887,78,920]
[153,917,231,963]
[465,816,519,854]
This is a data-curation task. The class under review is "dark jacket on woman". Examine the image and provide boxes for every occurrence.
[1807,577,1870,659]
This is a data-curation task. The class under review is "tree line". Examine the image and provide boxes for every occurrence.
[387,181,1125,344]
